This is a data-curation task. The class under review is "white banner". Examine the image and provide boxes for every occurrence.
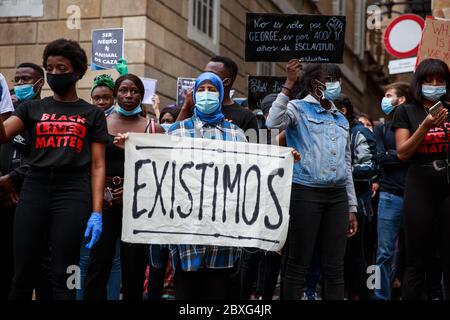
[122,133,294,251]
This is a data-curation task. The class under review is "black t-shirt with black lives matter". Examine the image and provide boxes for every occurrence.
[13,97,109,168]
[392,102,450,164]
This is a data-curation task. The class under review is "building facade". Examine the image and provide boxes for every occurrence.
[0,0,385,118]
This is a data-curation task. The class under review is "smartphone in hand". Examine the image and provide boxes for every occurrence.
[429,101,444,117]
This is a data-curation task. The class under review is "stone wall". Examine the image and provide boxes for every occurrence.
[0,0,382,117]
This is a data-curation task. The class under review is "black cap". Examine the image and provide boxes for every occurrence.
[261,93,278,116]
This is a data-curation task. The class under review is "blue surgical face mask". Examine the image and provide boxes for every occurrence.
[317,80,341,101]
[381,97,396,115]
[160,123,172,132]
[195,91,220,114]
[324,81,342,101]
[14,84,37,102]
[116,105,142,117]
[422,85,447,102]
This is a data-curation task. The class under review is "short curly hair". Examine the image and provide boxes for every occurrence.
[42,38,88,79]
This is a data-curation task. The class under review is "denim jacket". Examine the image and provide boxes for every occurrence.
[266,93,357,213]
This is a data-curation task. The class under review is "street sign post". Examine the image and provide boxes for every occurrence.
[384,14,425,58]
[388,57,417,75]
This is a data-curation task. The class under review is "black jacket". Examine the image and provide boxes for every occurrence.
[0,127,30,192]
[374,121,408,197]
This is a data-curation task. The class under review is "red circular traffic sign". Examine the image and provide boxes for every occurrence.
[384,14,425,58]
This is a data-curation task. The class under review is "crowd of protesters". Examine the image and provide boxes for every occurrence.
[0,38,449,301]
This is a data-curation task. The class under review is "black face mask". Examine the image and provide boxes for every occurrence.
[46,73,78,95]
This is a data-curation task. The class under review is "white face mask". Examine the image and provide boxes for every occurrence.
[315,80,342,101]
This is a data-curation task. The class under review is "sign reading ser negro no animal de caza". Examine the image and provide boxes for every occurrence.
[121,133,294,251]
[91,28,124,70]
[245,13,346,63]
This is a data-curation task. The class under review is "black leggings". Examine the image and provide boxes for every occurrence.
[402,165,450,300]
[147,246,169,300]
[344,210,370,299]
[84,204,148,300]
[283,184,349,300]
[9,167,91,300]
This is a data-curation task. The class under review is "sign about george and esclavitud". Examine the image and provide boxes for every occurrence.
[121,133,294,251]
[245,13,346,63]
[91,28,124,71]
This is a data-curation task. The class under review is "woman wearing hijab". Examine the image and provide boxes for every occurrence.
[165,71,248,300]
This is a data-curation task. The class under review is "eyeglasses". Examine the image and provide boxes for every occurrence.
[13,76,41,84]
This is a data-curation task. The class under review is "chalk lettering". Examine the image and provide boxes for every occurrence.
[286,20,304,29]
[254,17,270,28]
[245,13,345,62]
[248,31,280,42]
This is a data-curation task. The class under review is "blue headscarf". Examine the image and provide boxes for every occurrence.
[193,72,225,124]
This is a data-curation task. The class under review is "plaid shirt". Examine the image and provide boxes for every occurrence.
[166,115,247,271]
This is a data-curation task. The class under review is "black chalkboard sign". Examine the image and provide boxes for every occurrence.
[248,76,301,110]
[245,13,346,63]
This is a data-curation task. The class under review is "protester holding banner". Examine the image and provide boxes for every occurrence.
[166,71,248,300]
[335,94,378,300]
[77,74,123,301]
[373,82,410,300]
[177,56,259,141]
[266,59,358,300]
[84,73,163,300]
[0,39,109,300]
[91,74,116,116]
[206,57,259,136]
[392,58,450,300]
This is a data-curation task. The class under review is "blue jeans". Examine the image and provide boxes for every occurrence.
[375,192,403,300]
[77,239,122,300]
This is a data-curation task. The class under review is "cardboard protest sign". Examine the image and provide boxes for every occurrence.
[245,13,346,62]
[140,77,157,105]
[417,17,450,68]
[176,77,195,107]
[248,76,301,110]
[91,28,124,70]
[122,133,294,251]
